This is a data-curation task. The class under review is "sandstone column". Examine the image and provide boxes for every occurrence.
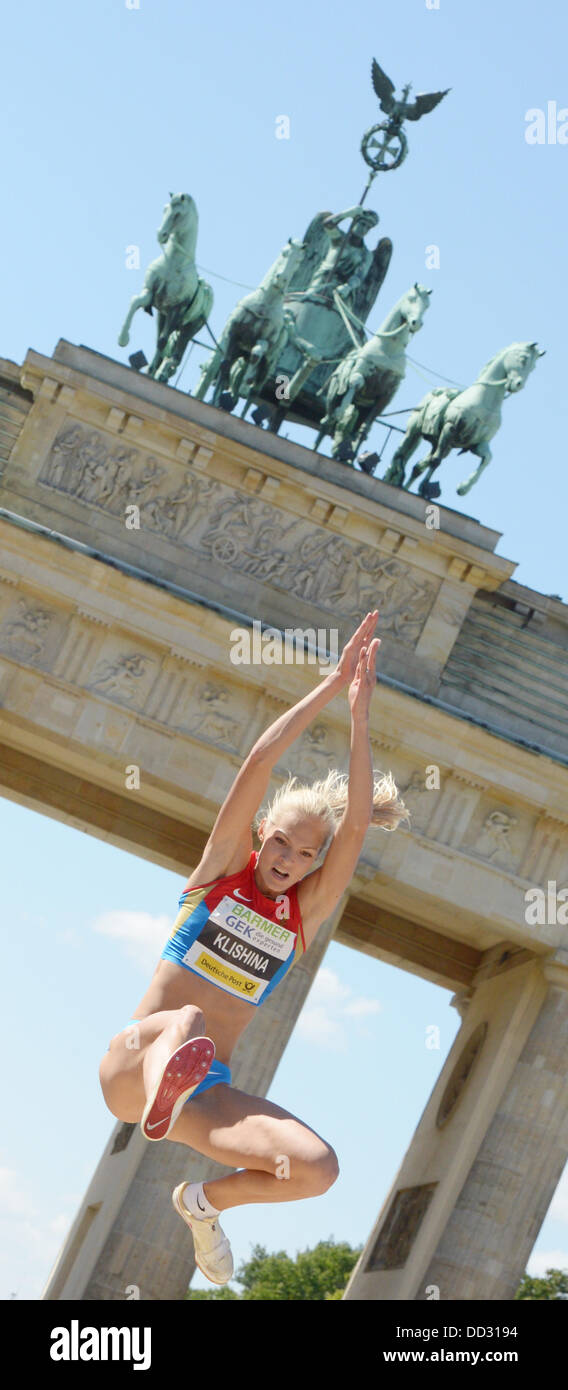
[344,950,568,1300]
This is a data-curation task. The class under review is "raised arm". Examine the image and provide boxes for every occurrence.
[323,206,367,231]
[296,625,382,944]
[197,613,379,879]
[249,612,378,766]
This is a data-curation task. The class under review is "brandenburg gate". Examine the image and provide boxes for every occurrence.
[0,341,567,1300]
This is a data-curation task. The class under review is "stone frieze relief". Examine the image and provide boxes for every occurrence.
[39,423,439,646]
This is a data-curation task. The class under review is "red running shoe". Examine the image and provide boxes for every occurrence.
[141,1036,215,1141]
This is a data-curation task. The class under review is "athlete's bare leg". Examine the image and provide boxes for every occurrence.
[99,1005,209,1121]
[99,1006,338,1209]
[168,1084,339,1210]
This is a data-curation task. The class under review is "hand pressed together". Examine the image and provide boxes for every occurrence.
[334,610,381,720]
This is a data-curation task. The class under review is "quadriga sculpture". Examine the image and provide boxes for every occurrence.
[382,341,545,498]
[194,238,305,414]
[314,283,432,461]
[118,193,213,382]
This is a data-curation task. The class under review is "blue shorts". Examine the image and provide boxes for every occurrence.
[120,1021,231,1101]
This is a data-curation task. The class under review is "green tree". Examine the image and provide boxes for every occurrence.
[186,1238,361,1301]
[514,1267,568,1300]
[185,1248,568,1301]
[186,1285,240,1300]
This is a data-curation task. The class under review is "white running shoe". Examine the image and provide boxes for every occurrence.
[172,1182,234,1286]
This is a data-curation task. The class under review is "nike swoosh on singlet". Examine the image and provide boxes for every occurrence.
[196,1194,206,1211]
[233,889,252,900]
[146,1119,169,1131]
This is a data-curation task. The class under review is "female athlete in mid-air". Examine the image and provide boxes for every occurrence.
[99,609,408,1285]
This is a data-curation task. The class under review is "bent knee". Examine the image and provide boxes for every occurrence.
[98,1059,142,1123]
[316,1147,340,1193]
[180,1003,206,1031]
[295,1146,340,1196]
[98,1048,142,1123]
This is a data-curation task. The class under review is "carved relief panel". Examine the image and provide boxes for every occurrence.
[39,423,220,542]
[175,678,243,755]
[85,645,158,711]
[460,800,534,875]
[366,1184,439,1271]
[281,721,345,782]
[38,423,440,649]
[395,767,442,837]
[0,596,67,671]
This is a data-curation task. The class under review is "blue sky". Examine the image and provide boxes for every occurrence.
[1,0,567,1297]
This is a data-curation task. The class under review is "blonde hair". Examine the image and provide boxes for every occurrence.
[254,767,411,861]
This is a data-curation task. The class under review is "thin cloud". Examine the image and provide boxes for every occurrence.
[297,966,382,1052]
[526,1248,568,1278]
[91,910,171,973]
[0,1166,73,1299]
[343,998,381,1018]
[296,1004,347,1052]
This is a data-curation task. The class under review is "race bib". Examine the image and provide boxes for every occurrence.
[182,895,296,1004]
